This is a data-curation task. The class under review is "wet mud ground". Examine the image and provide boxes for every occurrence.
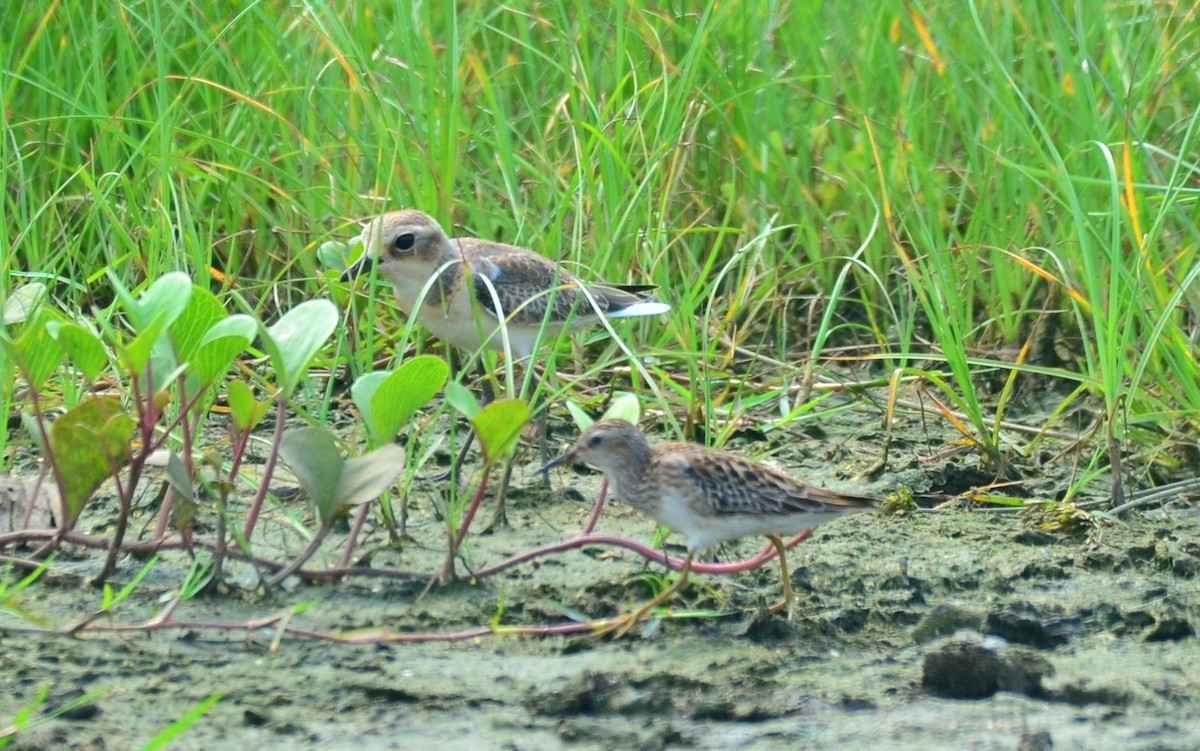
[2,405,1199,750]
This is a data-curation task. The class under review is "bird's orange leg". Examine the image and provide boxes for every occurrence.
[767,534,796,615]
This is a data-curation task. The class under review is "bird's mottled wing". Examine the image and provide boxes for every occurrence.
[657,444,877,519]
[459,239,647,325]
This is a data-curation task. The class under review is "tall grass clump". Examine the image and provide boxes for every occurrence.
[3,0,1198,530]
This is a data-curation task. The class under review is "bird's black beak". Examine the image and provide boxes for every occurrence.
[535,449,577,475]
[340,253,374,282]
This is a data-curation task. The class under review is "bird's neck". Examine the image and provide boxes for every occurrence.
[603,451,652,506]
[425,253,465,308]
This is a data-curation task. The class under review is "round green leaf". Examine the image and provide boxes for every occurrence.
[470,399,530,464]
[169,286,225,362]
[334,444,406,518]
[3,282,47,324]
[129,272,193,334]
[278,426,344,525]
[190,315,257,385]
[261,300,339,397]
[369,355,449,442]
[226,379,270,433]
[48,321,109,382]
[349,371,388,442]
[444,380,480,419]
[12,309,65,388]
[49,397,134,524]
[602,392,642,425]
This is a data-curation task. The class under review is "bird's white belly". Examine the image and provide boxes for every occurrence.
[653,486,853,551]
[418,291,554,359]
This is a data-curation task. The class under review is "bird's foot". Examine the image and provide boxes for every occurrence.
[591,595,676,639]
[591,609,651,639]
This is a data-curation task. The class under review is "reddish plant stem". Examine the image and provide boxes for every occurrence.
[340,504,371,570]
[268,524,333,587]
[210,479,229,586]
[20,464,50,531]
[0,529,433,584]
[471,529,815,579]
[2,582,629,644]
[227,424,252,482]
[442,468,492,580]
[0,525,817,644]
[153,488,176,543]
[94,363,164,585]
[93,452,145,584]
[153,375,188,540]
[1,526,815,585]
[27,385,70,559]
[580,478,609,535]
[241,397,287,541]
[452,471,490,552]
[2,603,695,645]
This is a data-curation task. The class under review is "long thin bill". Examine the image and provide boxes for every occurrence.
[535,449,576,475]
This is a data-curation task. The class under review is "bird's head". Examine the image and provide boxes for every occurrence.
[340,209,452,283]
[539,418,651,477]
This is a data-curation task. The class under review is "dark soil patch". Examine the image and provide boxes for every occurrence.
[2,397,1198,750]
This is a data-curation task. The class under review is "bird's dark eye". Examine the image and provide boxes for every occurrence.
[587,434,603,448]
[393,233,416,252]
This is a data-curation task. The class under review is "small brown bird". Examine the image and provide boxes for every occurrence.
[340,210,669,360]
[542,418,879,635]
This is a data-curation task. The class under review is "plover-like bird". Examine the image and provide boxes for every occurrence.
[542,418,878,636]
[341,209,669,361]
